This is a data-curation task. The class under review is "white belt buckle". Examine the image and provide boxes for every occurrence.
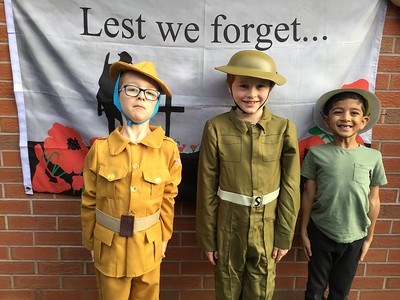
[252,196,262,208]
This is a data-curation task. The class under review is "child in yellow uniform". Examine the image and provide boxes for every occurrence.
[81,59,182,300]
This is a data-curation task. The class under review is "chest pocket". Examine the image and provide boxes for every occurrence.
[98,165,128,198]
[219,135,242,162]
[143,169,170,198]
[353,163,371,184]
[262,134,282,162]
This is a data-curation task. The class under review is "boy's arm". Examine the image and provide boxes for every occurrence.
[196,121,219,253]
[300,179,316,261]
[360,185,381,262]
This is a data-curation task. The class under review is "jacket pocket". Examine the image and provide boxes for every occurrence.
[98,164,128,198]
[219,135,242,162]
[262,134,282,162]
[145,223,162,261]
[93,224,115,262]
[143,169,170,198]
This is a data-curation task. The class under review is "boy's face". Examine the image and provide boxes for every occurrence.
[323,98,370,138]
[119,71,160,124]
[230,75,272,115]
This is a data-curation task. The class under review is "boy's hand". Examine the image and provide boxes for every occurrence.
[360,239,372,262]
[90,250,94,262]
[162,240,169,258]
[301,234,312,261]
[205,251,218,266]
[272,247,288,263]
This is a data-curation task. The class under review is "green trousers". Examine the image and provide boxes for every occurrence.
[215,200,276,300]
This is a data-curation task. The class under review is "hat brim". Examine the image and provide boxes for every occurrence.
[313,88,381,134]
[109,61,172,97]
[215,65,286,85]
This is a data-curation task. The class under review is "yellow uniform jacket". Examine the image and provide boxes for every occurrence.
[81,126,182,277]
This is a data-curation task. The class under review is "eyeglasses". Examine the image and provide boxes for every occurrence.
[119,85,160,101]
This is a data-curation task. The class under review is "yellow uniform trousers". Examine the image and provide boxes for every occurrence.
[95,266,160,300]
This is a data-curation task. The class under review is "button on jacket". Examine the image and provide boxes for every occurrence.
[81,126,182,277]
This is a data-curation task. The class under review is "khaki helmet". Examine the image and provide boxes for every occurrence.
[215,50,286,85]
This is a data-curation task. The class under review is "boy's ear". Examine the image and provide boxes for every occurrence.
[360,115,370,130]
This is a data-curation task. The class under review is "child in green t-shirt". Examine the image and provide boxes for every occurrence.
[300,80,387,300]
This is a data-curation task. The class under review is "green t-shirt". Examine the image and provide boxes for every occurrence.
[301,143,387,243]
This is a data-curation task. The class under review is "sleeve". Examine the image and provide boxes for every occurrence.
[371,151,388,187]
[160,142,182,241]
[80,141,99,251]
[274,120,301,250]
[196,120,220,252]
[301,148,317,181]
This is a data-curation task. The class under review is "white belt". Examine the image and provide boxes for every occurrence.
[217,187,280,208]
[96,209,160,233]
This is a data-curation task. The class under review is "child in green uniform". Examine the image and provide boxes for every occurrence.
[301,81,387,300]
[196,50,300,299]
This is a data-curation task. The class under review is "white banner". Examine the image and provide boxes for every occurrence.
[5,0,387,195]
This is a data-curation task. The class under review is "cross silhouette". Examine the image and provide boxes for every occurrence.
[158,95,185,137]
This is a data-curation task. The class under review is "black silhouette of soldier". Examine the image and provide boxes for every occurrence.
[96,51,132,133]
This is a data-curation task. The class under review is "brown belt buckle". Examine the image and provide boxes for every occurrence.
[120,215,134,237]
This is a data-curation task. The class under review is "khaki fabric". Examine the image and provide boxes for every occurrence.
[196,108,300,299]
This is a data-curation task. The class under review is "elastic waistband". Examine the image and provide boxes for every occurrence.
[95,209,160,233]
[217,187,280,208]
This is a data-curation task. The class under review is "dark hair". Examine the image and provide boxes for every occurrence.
[323,92,368,116]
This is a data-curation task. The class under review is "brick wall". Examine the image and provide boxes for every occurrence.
[0,1,399,300]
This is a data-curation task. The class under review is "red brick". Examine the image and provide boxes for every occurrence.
[379,37,395,53]
[160,261,180,275]
[381,142,400,156]
[378,55,400,72]
[387,277,400,289]
[11,247,58,260]
[14,275,60,288]
[0,166,22,182]
[60,247,91,260]
[392,221,400,233]
[375,91,400,107]
[383,17,400,35]
[374,234,400,248]
[38,262,83,275]
[367,263,400,276]
[58,216,82,230]
[181,261,213,275]
[0,291,37,300]
[0,261,35,274]
[2,150,21,166]
[39,290,87,300]
[35,232,83,246]
[0,100,17,115]
[374,125,400,140]
[0,232,33,245]
[0,116,19,132]
[179,290,217,300]
[379,204,400,219]
[0,276,11,289]
[33,200,81,215]
[388,249,400,261]
[360,290,400,300]
[62,276,97,289]
[352,276,385,289]
[364,248,388,262]
[0,63,12,80]
[160,275,202,289]
[8,216,57,230]
[375,220,392,234]
[0,199,31,214]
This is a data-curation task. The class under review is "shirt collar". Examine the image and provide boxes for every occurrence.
[108,126,165,155]
[228,107,272,134]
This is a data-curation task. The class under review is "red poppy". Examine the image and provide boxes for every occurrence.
[43,123,89,174]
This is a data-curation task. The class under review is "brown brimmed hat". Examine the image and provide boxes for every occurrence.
[215,50,286,85]
[314,79,381,134]
[109,61,172,97]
